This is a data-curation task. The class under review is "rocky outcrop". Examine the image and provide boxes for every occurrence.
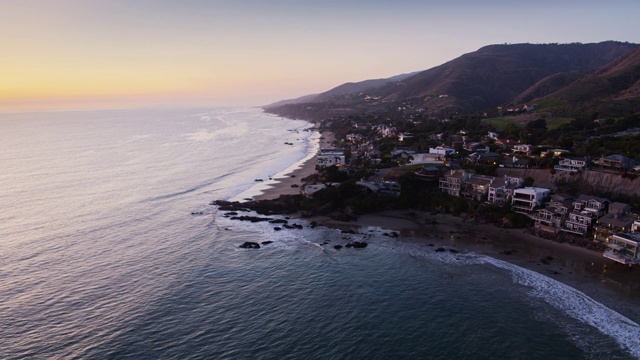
[239,242,260,249]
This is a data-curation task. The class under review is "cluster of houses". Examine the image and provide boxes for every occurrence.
[318,122,640,265]
[437,169,640,265]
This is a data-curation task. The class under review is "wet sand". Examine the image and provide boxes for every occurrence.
[253,130,335,201]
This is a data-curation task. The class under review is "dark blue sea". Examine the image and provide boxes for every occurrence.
[1,107,639,359]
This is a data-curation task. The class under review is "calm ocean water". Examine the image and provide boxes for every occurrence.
[1,107,639,359]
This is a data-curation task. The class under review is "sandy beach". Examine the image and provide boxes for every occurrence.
[252,130,336,201]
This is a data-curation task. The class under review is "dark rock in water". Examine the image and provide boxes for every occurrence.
[334,245,343,250]
[389,232,399,238]
[290,175,296,178]
[341,229,356,234]
[273,227,282,231]
[291,184,299,188]
[309,221,318,228]
[345,241,367,249]
[269,219,288,224]
[283,224,295,229]
[428,243,435,247]
[239,242,260,249]
[254,179,264,182]
[449,249,459,254]
[435,247,446,252]
[230,215,273,223]
[261,241,273,245]
[224,212,239,216]
[293,224,303,229]
[190,211,204,215]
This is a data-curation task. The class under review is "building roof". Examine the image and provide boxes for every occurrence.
[466,176,494,186]
[597,213,637,229]
[610,202,632,212]
[575,194,610,204]
[490,177,507,188]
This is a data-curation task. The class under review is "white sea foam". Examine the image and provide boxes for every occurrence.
[388,241,640,359]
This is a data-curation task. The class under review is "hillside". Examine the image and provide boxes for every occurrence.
[266,41,638,119]
[264,72,418,108]
[543,46,640,103]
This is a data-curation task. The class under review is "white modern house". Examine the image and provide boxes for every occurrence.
[511,187,551,214]
[603,233,640,265]
[316,148,346,169]
[429,146,456,156]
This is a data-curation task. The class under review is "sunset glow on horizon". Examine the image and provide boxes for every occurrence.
[2,0,639,111]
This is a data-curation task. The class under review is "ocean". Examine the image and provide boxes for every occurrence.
[1,107,639,359]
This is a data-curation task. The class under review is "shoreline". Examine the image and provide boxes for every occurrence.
[252,129,335,201]
[312,210,640,323]
[246,120,640,323]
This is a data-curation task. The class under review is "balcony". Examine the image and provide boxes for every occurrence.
[603,250,638,265]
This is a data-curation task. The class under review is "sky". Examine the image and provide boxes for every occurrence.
[1,0,639,111]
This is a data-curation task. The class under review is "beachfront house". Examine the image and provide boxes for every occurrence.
[603,233,640,265]
[511,187,550,215]
[316,148,346,169]
[439,169,470,197]
[593,202,637,242]
[572,195,610,218]
[461,174,495,202]
[562,212,595,235]
[534,207,564,234]
[488,175,523,205]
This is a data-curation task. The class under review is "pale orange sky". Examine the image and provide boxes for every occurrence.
[1,0,639,111]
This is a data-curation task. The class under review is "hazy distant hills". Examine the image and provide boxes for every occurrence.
[266,41,639,119]
[265,72,419,108]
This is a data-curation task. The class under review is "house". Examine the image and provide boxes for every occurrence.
[429,146,456,156]
[534,207,564,233]
[603,233,640,265]
[501,156,529,168]
[554,157,588,172]
[562,212,595,235]
[633,219,640,233]
[439,169,470,197]
[409,153,445,165]
[464,142,489,153]
[462,174,495,201]
[414,166,441,182]
[512,144,533,156]
[551,149,570,157]
[398,132,414,142]
[593,202,637,242]
[378,181,402,197]
[316,148,346,169]
[511,187,550,214]
[488,175,523,205]
[494,138,519,147]
[572,195,610,218]
[469,152,500,165]
[594,154,638,172]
